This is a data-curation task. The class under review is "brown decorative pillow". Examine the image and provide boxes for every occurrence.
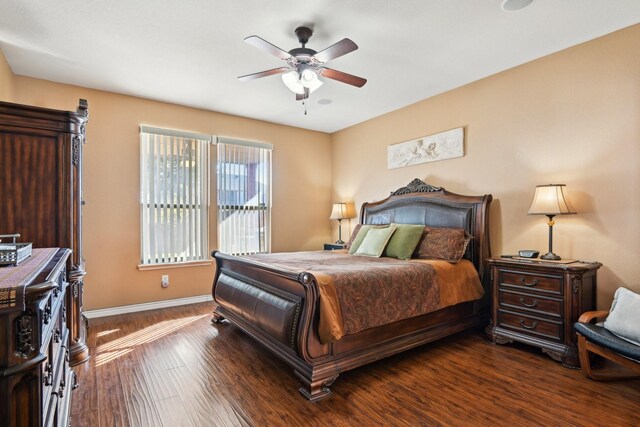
[414,227,470,263]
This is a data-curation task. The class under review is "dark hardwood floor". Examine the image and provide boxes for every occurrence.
[71,302,640,426]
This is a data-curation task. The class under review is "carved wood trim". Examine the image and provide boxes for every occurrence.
[542,349,564,363]
[77,99,89,118]
[390,178,443,195]
[72,135,81,166]
[572,275,582,294]
[15,313,35,358]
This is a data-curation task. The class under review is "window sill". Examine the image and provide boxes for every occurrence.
[137,260,213,271]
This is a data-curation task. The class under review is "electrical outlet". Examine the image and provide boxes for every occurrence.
[161,275,169,288]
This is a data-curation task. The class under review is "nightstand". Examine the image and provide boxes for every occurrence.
[485,257,602,368]
[324,243,345,250]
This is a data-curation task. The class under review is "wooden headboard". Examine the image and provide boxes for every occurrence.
[360,179,492,282]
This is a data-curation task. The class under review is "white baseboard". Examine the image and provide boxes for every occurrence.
[84,294,213,319]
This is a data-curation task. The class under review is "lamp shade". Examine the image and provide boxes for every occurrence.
[329,203,348,220]
[528,184,576,215]
[282,70,305,95]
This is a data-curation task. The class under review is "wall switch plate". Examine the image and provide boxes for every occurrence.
[161,275,169,288]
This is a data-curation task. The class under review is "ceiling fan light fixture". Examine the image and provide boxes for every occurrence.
[301,68,316,84]
[282,69,323,95]
[302,70,323,92]
[281,70,305,94]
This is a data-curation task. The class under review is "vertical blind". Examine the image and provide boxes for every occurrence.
[217,138,272,255]
[140,126,210,265]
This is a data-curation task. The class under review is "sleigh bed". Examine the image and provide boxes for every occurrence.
[211,179,492,401]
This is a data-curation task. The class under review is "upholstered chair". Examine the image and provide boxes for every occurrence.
[574,287,640,380]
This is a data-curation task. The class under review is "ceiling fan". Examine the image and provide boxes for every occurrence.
[238,26,367,101]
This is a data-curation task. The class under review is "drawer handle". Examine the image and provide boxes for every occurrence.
[519,320,538,330]
[53,328,61,343]
[43,304,52,324]
[58,378,65,398]
[519,297,538,308]
[519,278,538,287]
[43,363,53,386]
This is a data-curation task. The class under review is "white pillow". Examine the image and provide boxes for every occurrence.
[602,287,640,346]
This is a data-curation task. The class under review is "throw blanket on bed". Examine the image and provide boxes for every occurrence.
[243,251,484,344]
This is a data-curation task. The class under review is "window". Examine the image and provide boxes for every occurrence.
[217,138,272,255]
[139,126,211,265]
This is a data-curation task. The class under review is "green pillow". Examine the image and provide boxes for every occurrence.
[354,225,397,257]
[348,224,389,254]
[384,224,425,260]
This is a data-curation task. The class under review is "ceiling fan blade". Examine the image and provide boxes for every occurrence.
[319,68,367,88]
[313,38,358,63]
[238,67,289,81]
[244,36,292,60]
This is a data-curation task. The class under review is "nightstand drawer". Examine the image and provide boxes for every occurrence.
[498,289,562,318]
[499,270,563,295]
[498,310,563,342]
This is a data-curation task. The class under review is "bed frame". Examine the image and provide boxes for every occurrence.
[211,179,492,401]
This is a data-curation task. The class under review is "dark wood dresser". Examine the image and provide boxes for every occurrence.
[485,257,602,367]
[0,100,89,366]
[0,248,77,427]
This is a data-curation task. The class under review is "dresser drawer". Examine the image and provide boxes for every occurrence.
[498,289,563,318]
[497,310,563,342]
[499,270,563,295]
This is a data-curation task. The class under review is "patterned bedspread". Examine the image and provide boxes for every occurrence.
[242,251,484,343]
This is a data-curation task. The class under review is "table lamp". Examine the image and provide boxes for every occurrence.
[527,184,576,260]
[329,203,348,244]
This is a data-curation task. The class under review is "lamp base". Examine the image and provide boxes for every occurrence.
[541,252,561,261]
[335,239,345,245]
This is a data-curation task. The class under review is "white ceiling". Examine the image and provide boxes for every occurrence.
[1,0,639,133]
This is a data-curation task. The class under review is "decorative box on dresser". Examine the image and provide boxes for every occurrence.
[0,248,77,427]
[485,257,602,368]
[0,99,90,366]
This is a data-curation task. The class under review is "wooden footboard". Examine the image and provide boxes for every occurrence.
[211,250,337,400]
[212,251,488,402]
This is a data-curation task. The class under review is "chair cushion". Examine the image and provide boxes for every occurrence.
[574,322,640,362]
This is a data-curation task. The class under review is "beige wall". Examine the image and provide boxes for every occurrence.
[332,24,640,309]
[10,77,333,310]
[0,49,14,101]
